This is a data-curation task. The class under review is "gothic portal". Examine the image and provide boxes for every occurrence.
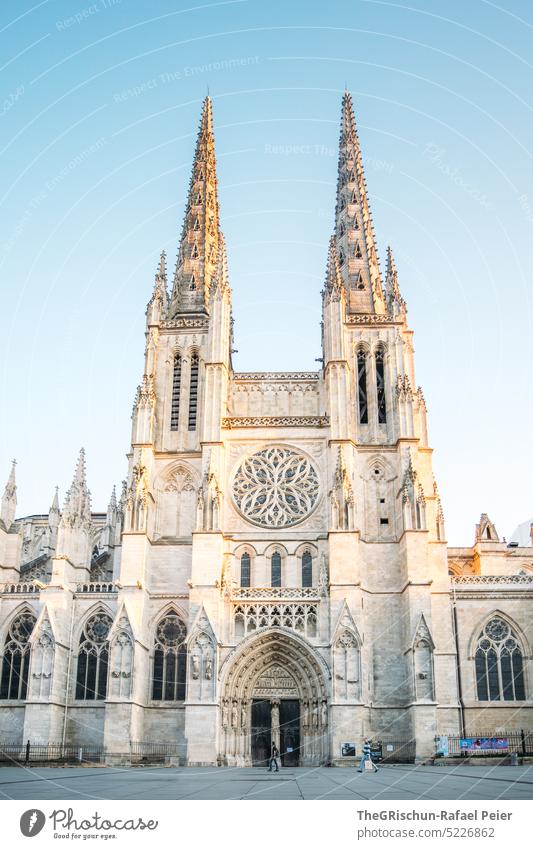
[0,93,532,766]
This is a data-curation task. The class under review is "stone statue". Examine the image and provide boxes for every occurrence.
[312,700,319,728]
[221,700,229,729]
[302,700,309,728]
[192,654,200,679]
[231,701,238,728]
[321,700,328,727]
[271,699,280,748]
[205,654,213,680]
[241,702,247,728]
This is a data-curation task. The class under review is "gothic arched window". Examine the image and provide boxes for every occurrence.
[188,354,199,431]
[170,353,182,431]
[357,350,368,424]
[152,613,187,701]
[475,618,526,701]
[375,348,387,424]
[75,612,112,701]
[302,551,313,588]
[271,552,282,588]
[0,611,36,700]
[240,552,251,588]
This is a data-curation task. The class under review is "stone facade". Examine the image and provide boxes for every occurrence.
[0,94,531,764]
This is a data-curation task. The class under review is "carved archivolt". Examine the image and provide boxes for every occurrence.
[221,628,329,706]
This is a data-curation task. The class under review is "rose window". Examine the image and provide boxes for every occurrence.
[232,447,320,527]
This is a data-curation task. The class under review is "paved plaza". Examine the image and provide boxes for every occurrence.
[0,765,531,801]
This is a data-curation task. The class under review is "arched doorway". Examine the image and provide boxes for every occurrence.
[219,628,330,767]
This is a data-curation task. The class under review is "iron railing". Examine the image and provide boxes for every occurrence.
[130,741,185,764]
[436,730,533,757]
[372,739,416,764]
[0,740,185,765]
[0,742,104,764]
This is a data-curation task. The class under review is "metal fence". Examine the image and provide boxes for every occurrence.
[0,742,104,764]
[0,741,185,766]
[130,741,185,764]
[437,730,533,758]
[372,739,416,764]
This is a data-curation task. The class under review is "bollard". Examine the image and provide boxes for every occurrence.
[510,752,518,766]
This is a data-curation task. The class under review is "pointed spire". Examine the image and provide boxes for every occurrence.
[146,250,169,325]
[1,459,17,530]
[62,448,92,528]
[323,236,345,303]
[158,249,167,280]
[334,91,385,314]
[48,486,60,529]
[209,233,230,299]
[385,246,406,314]
[106,485,117,526]
[170,96,221,316]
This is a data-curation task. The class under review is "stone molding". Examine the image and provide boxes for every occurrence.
[345,314,398,325]
[233,372,319,381]
[222,415,329,428]
[452,575,533,585]
[232,586,320,600]
[160,317,209,329]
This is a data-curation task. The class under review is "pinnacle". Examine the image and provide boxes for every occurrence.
[158,250,167,281]
[72,447,87,488]
[324,236,343,293]
[108,484,117,511]
[199,95,214,139]
[386,245,396,278]
[5,459,16,492]
[340,90,358,145]
[2,459,17,502]
[50,486,60,512]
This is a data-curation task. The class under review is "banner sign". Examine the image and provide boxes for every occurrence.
[460,737,509,751]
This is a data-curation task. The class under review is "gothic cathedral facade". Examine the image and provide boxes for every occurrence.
[0,94,531,765]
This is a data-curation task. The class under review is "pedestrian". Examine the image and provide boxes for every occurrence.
[267,743,280,772]
[358,739,379,773]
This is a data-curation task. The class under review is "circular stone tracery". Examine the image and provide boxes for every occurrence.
[232,447,320,528]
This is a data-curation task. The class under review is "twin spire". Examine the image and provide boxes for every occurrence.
[164,92,404,319]
[169,96,221,316]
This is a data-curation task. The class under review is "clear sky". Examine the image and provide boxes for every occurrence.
[1,0,532,545]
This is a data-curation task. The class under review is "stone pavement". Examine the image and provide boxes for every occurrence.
[0,765,532,800]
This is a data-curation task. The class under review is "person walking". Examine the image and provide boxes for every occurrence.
[267,743,280,772]
[358,739,379,773]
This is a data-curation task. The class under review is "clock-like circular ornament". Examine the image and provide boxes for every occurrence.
[232,446,320,528]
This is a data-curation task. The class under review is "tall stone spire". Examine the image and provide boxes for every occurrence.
[169,96,221,316]
[1,460,17,530]
[334,91,385,315]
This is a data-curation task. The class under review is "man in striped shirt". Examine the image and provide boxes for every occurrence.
[358,739,380,773]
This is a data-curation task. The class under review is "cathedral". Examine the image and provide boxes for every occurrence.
[0,93,531,766]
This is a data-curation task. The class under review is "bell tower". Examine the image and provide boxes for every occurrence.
[323,92,459,755]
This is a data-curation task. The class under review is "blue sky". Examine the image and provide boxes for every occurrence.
[1,0,532,544]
